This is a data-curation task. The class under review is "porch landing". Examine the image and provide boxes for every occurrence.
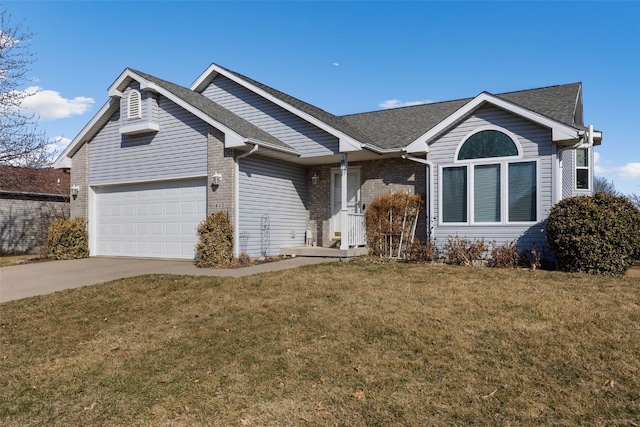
[281,246,368,258]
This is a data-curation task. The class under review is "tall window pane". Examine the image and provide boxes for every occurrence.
[576,148,588,167]
[576,148,589,189]
[474,164,500,222]
[509,162,536,222]
[443,166,467,223]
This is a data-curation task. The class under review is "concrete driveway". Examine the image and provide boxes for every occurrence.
[0,256,338,303]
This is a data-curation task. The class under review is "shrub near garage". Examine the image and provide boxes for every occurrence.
[47,217,89,260]
[195,211,234,268]
[546,192,640,276]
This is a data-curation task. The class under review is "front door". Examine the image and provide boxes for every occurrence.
[331,168,361,239]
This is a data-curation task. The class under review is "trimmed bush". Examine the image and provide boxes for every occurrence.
[195,211,234,268]
[443,236,488,266]
[406,238,439,263]
[546,192,640,276]
[366,192,424,259]
[47,217,89,260]
[489,240,520,268]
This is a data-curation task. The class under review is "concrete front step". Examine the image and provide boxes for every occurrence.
[280,246,368,258]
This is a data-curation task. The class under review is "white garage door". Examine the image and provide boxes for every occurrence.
[96,179,207,259]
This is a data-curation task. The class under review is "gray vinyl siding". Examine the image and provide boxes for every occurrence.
[561,148,574,199]
[429,105,553,251]
[238,156,307,257]
[563,147,594,198]
[89,92,208,185]
[202,76,339,157]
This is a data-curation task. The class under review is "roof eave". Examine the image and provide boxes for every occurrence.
[245,138,301,157]
[192,64,364,153]
[405,92,583,154]
[362,144,407,155]
[53,98,118,168]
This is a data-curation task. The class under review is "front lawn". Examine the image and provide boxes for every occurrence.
[1,262,638,426]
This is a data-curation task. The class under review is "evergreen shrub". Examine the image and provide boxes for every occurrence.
[195,211,234,268]
[546,192,640,276]
[47,217,89,260]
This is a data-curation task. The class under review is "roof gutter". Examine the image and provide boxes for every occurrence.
[575,124,602,148]
[362,144,407,155]
[244,138,301,157]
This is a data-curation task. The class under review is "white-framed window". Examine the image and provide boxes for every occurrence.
[440,127,538,225]
[575,148,590,190]
[127,89,142,119]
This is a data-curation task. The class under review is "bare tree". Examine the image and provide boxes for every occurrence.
[0,9,50,167]
[628,193,640,210]
[593,176,621,196]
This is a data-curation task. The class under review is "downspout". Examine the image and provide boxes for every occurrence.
[556,124,596,203]
[402,154,434,239]
[234,144,259,256]
[555,146,567,204]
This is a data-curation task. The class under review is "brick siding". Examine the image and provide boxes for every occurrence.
[70,142,89,221]
[207,127,236,226]
[307,157,427,247]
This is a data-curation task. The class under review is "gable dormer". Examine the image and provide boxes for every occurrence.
[107,70,160,136]
[117,82,160,135]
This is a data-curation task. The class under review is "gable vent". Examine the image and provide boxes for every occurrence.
[128,90,142,119]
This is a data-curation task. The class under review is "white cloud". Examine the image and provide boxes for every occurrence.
[379,99,433,109]
[593,151,608,175]
[19,86,94,120]
[616,163,640,181]
[47,136,72,157]
[333,62,340,67]
[593,151,640,194]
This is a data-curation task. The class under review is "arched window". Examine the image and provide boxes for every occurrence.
[127,90,142,119]
[457,130,519,160]
[441,128,537,224]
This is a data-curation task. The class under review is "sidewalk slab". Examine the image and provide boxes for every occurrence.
[0,256,339,303]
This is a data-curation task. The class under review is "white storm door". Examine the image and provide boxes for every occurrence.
[331,168,361,239]
[96,179,207,259]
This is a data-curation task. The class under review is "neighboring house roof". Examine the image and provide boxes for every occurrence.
[0,166,70,198]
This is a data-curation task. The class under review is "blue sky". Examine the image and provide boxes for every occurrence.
[4,1,640,195]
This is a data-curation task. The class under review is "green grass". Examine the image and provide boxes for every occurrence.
[1,261,639,426]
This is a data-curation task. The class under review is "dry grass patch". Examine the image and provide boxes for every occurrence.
[0,254,49,267]
[1,262,639,426]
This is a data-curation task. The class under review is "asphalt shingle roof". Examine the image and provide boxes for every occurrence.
[133,66,583,153]
[497,83,582,128]
[217,64,376,146]
[341,83,583,149]
[130,69,296,153]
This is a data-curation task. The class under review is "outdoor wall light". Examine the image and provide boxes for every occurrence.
[311,173,319,185]
[211,172,222,186]
[71,185,80,196]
